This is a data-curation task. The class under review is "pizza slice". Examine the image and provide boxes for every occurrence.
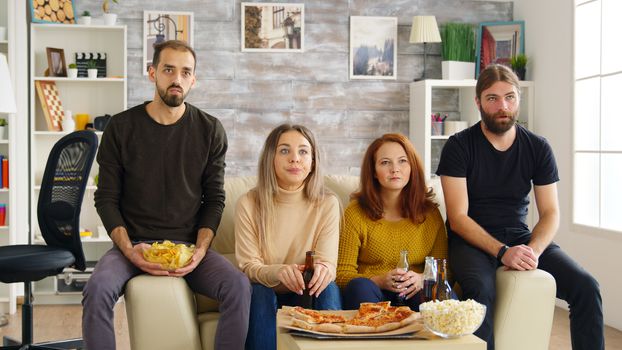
[289,306,347,324]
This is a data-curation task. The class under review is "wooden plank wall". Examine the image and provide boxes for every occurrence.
[75,0,511,176]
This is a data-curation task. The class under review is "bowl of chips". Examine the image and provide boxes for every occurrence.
[419,299,486,338]
[142,240,195,270]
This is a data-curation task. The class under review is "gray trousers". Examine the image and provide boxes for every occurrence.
[82,246,251,350]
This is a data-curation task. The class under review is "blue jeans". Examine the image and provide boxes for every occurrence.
[342,277,423,311]
[342,277,457,311]
[245,282,342,350]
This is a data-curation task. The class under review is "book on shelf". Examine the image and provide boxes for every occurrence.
[1,157,7,188]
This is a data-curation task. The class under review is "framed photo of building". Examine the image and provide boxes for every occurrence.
[476,21,525,76]
[349,16,397,80]
[143,11,194,75]
[241,2,304,52]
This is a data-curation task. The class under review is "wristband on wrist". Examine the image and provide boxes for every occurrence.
[496,245,510,263]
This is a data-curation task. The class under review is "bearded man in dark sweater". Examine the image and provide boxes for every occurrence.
[82,40,251,350]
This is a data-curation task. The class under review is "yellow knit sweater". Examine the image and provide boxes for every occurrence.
[336,200,448,289]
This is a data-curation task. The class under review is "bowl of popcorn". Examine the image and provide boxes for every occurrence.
[419,299,486,338]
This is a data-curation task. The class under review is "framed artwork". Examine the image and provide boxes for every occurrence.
[241,2,304,52]
[30,0,76,24]
[46,47,67,77]
[349,16,397,80]
[35,80,65,132]
[143,11,194,75]
[476,21,525,76]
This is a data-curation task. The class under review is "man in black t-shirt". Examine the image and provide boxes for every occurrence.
[437,64,603,350]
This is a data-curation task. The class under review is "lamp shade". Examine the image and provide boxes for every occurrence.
[0,53,17,114]
[409,16,442,44]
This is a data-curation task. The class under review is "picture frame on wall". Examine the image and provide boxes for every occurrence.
[30,0,76,24]
[476,21,525,76]
[349,16,397,80]
[46,47,67,77]
[241,2,304,52]
[143,11,194,75]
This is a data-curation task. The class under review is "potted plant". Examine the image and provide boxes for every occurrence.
[0,118,7,140]
[440,22,476,80]
[87,60,98,79]
[510,54,528,80]
[102,0,119,26]
[68,63,78,78]
[78,10,92,25]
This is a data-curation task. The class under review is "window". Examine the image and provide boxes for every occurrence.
[574,0,622,232]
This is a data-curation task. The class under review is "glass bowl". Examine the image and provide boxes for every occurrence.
[419,299,486,338]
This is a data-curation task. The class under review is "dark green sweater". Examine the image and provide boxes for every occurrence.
[94,102,227,243]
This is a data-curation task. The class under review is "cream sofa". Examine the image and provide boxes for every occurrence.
[124,175,556,350]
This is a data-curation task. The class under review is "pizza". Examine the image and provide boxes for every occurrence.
[288,301,418,334]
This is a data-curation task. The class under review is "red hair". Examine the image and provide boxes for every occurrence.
[353,133,437,223]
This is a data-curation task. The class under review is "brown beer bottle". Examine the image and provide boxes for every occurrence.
[300,251,315,309]
[433,258,453,301]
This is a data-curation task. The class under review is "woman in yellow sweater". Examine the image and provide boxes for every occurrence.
[235,124,341,350]
[337,133,447,310]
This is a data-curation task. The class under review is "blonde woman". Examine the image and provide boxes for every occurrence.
[235,124,341,350]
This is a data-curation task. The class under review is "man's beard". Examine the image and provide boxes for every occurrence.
[480,108,518,134]
[156,82,188,107]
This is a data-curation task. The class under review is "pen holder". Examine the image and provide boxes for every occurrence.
[432,122,444,136]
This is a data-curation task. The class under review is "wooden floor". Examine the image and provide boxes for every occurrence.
[0,305,620,349]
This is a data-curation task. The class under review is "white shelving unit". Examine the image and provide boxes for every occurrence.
[29,23,126,303]
[0,0,17,315]
[409,79,534,179]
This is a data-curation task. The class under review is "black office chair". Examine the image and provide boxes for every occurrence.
[0,131,98,349]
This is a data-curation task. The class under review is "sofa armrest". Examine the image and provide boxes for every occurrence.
[125,275,203,350]
[494,268,556,350]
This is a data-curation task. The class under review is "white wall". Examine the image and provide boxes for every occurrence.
[514,0,622,330]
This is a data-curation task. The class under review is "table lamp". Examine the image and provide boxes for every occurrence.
[0,53,17,114]
[409,16,442,81]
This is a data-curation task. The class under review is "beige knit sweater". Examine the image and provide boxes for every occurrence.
[234,186,340,287]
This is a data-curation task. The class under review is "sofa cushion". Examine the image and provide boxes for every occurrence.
[212,176,258,256]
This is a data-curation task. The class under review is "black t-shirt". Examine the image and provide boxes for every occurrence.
[436,122,559,233]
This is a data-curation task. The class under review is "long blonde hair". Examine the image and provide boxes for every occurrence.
[253,124,327,259]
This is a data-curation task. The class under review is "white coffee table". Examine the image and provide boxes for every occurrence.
[278,332,486,350]
[277,309,486,350]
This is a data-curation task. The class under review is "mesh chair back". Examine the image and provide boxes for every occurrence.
[37,131,98,272]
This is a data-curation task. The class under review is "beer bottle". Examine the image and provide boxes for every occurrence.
[300,251,315,309]
[433,258,453,301]
[420,256,437,303]
[395,250,409,306]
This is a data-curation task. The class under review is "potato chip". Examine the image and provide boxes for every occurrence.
[143,240,196,270]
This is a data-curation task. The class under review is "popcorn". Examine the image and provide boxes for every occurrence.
[419,299,486,338]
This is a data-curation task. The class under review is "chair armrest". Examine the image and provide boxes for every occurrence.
[125,275,203,350]
[494,268,556,350]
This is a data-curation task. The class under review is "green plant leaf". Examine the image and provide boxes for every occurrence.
[441,23,475,62]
